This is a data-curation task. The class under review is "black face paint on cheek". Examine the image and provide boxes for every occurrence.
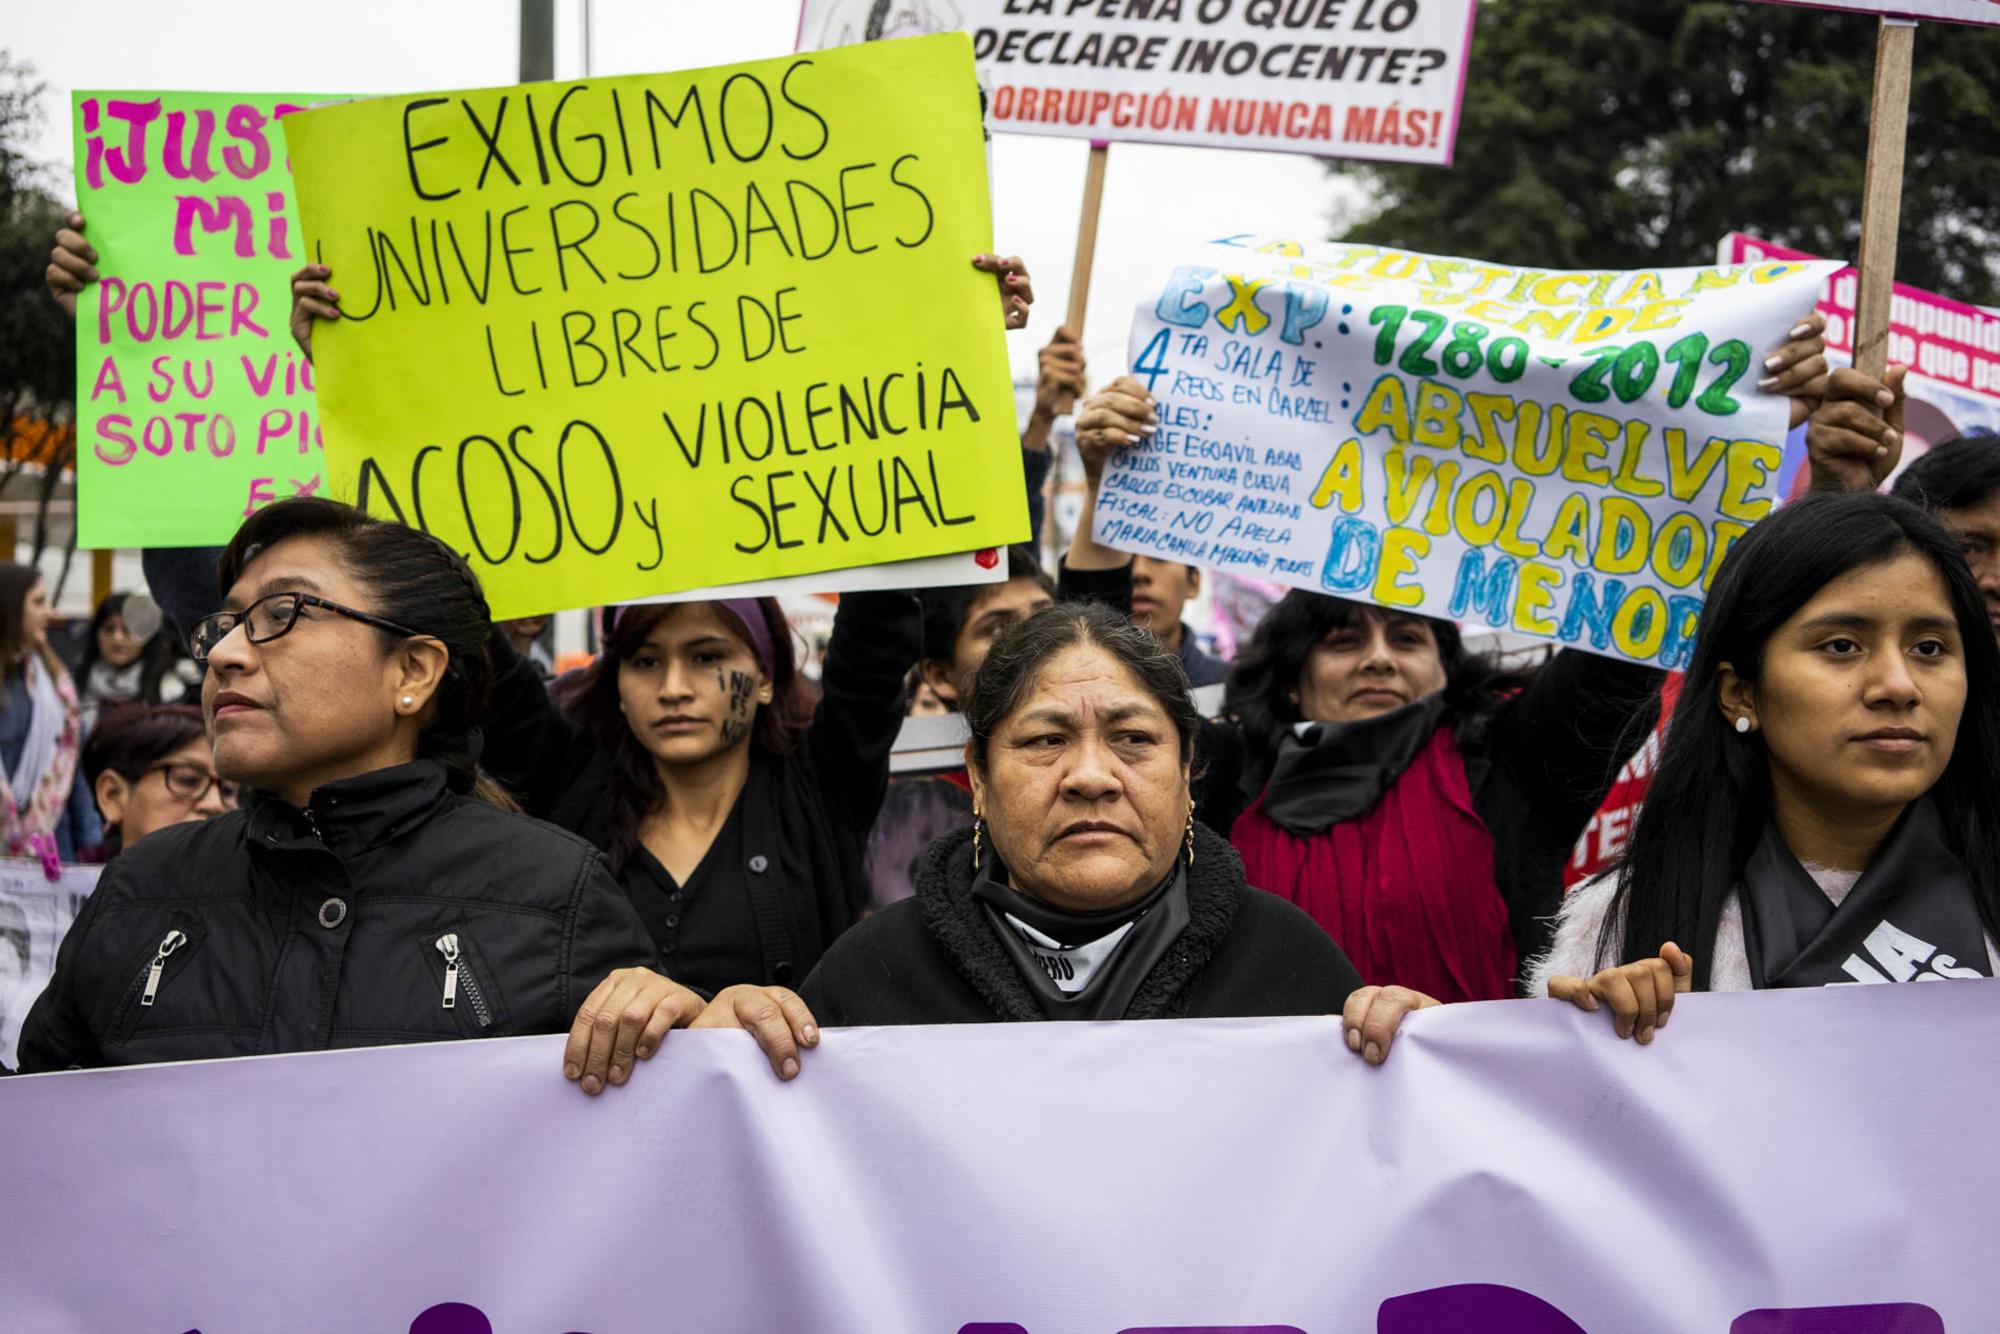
[717,670,755,746]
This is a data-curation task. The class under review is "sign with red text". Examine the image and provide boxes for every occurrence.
[72,91,323,548]
[1722,233,2000,452]
[1748,0,2000,25]
[4,986,1997,1328]
[796,0,1479,165]
[1566,672,1679,888]
[1099,237,1838,669]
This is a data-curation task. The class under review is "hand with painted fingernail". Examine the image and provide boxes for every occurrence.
[1804,364,1908,494]
[1074,373,1159,485]
[971,253,1035,331]
[1755,311,1830,429]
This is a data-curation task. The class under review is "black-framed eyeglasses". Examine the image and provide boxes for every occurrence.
[189,592,424,664]
[144,762,240,807]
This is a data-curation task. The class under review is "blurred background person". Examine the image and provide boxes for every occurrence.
[1223,589,1658,1003]
[1130,557,1229,687]
[905,668,951,718]
[0,562,96,869]
[79,703,233,860]
[75,592,200,733]
[916,546,1056,711]
[1890,431,2000,647]
[498,614,556,679]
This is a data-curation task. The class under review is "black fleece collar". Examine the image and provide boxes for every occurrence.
[914,821,1243,1021]
[972,860,1190,1020]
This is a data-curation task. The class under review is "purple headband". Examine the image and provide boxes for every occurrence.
[710,598,778,679]
[603,599,777,679]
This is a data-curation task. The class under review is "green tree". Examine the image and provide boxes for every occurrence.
[0,51,80,573]
[1332,1,2000,304]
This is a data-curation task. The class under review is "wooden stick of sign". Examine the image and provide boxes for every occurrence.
[1851,17,1917,379]
[1055,141,1110,414]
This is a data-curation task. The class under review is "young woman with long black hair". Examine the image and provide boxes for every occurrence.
[1532,493,2000,1040]
[480,589,922,997]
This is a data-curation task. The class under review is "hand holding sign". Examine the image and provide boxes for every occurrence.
[1760,311,1831,428]
[45,212,98,318]
[1076,373,1159,482]
[1806,364,1911,494]
[289,261,338,360]
[972,252,1036,330]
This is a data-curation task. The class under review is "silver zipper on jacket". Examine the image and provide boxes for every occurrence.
[435,934,492,1027]
[140,929,188,1007]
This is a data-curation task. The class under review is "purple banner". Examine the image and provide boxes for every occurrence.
[4,982,1996,1331]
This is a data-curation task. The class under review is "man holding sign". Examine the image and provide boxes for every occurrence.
[1071,239,1832,1000]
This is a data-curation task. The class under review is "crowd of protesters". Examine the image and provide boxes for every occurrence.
[5,213,1996,1095]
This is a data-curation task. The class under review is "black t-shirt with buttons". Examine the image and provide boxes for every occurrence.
[620,801,762,996]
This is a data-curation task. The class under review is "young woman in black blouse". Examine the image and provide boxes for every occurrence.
[482,592,922,995]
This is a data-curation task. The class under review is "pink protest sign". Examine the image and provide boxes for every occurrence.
[1747,0,2000,26]
[72,91,327,548]
[1722,232,2000,443]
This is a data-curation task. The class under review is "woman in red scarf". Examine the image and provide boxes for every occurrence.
[1221,592,1658,1001]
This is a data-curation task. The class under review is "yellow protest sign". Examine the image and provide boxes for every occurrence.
[282,35,1026,616]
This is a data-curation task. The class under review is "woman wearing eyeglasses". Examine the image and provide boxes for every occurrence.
[17,499,698,1097]
[79,703,234,857]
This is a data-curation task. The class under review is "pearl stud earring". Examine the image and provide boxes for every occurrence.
[1734,716,1751,734]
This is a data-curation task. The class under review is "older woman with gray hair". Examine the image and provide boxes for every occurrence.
[695,602,1439,1078]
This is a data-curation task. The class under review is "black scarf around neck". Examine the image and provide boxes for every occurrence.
[1261,693,1448,836]
[970,860,1190,1020]
[1739,797,1991,988]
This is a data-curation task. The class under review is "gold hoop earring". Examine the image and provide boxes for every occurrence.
[1185,801,1196,867]
[972,809,984,870]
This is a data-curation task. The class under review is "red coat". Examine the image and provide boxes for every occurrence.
[1230,725,1516,1003]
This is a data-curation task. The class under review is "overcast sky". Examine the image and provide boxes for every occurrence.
[9,0,1365,385]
